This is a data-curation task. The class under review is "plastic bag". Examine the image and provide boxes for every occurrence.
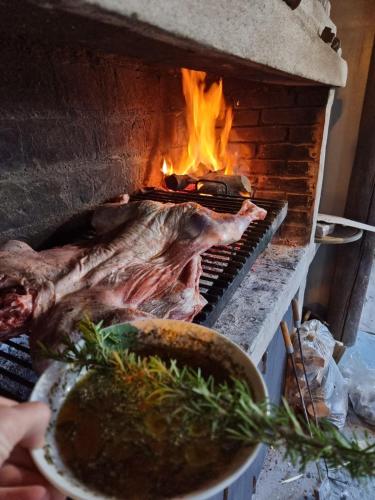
[285,319,348,429]
[295,319,336,385]
[339,352,375,425]
[317,359,348,428]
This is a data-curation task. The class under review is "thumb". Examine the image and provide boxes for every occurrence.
[0,402,50,466]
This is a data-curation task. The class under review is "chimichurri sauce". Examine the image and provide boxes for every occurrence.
[55,353,244,499]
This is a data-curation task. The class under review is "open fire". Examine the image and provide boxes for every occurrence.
[162,68,234,176]
[162,69,251,196]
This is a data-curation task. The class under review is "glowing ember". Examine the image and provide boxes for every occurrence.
[162,69,234,177]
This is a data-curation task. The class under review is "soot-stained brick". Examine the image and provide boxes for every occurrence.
[262,107,324,125]
[230,126,288,143]
[258,144,318,161]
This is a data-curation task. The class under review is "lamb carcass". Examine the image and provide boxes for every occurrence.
[0,197,266,364]
[29,198,266,370]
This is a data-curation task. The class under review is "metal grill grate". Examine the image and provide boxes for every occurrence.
[0,336,38,401]
[131,189,287,326]
[0,189,287,401]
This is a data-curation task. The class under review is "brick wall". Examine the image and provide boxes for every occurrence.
[224,81,329,244]
[0,34,329,246]
[0,39,184,245]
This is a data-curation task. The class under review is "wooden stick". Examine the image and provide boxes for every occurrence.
[199,173,251,194]
[292,298,301,328]
[165,174,196,191]
[280,321,294,355]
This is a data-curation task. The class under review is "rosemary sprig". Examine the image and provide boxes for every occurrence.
[38,317,138,369]
[39,320,375,478]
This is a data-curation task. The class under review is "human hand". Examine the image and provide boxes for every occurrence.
[0,396,64,500]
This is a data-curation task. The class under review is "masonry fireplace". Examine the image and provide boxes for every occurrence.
[0,0,347,497]
[0,0,347,420]
[0,0,346,247]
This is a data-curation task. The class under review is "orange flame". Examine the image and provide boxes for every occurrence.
[161,159,173,176]
[162,69,233,177]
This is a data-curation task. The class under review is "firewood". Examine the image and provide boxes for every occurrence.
[294,356,325,369]
[307,401,330,418]
[198,174,251,195]
[165,174,196,191]
[165,173,252,196]
[333,341,346,363]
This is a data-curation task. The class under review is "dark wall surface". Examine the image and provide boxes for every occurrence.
[0,36,184,245]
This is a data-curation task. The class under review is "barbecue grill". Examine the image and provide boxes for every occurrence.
[0,189,287,401]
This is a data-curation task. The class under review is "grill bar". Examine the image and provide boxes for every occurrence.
[0,335,38,401]
[0,188,287,401]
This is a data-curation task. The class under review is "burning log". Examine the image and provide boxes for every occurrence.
[199,173,252,196]
[165,174,195,191]
[165,173,251,196]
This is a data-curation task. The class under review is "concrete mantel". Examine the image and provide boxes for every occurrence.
[213,243,317,365]
[29,0,347,86]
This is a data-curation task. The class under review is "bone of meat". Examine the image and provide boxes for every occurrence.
[0,287,35,339]
[0,239,85,338]
[0,241,55,339]
[0,197,266,367]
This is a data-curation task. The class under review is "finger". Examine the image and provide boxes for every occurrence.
[0,464,64,499]
[6,447,35,470]
[0,402,50,465]
[0,397,18,408]
[0,485,49,500]
[0,463,47,487]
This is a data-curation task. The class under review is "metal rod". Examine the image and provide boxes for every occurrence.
[291,298,328,481]
[280,320,311,430]
[291,299,319,427]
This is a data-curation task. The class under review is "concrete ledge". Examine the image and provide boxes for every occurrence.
[31,0,347,86]
[213,243,317,365]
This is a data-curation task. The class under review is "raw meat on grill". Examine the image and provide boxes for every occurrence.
[0,240,85,339]
[29,198,266,370]
[30,254,206,372]
[0,196,267,366]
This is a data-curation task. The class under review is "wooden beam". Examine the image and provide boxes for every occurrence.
[327,41,375,345]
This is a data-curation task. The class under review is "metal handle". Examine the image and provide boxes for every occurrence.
[292,298,301,328]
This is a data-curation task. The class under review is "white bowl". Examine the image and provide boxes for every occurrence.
[30,319,268,500]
